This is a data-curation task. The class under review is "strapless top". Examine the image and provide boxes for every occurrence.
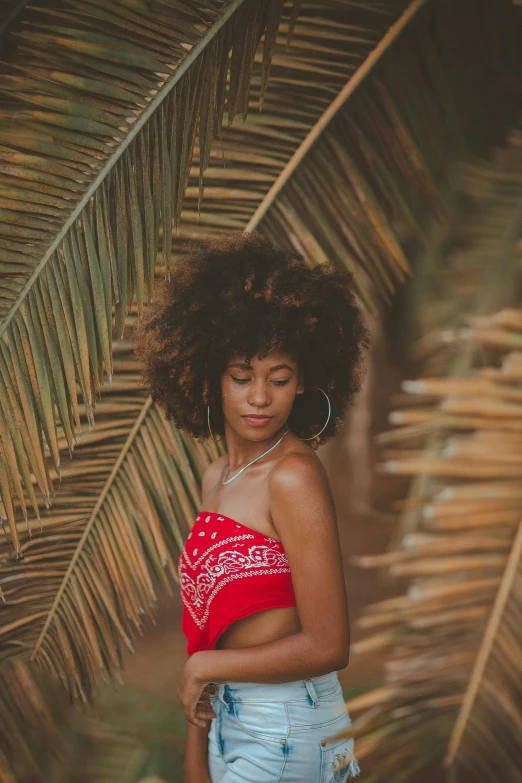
[178,510,297,655]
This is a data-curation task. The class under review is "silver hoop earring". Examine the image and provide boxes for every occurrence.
[294,387,332,441]
[207,404,224,442]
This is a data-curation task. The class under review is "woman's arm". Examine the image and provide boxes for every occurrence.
[178,452,351,725]
[182,460,223,762]
[183,720,212,783]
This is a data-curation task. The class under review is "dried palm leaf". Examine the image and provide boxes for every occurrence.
[348,306,522,781]
[0,655,152,782]
[0,314,224,776]
[390,117,522,548]
[174,0,520,314]
[0,0,290,552]
[0,5,426,773]
[0,656,70,781]
[0,0,520,778]
[1,0,516,541]
[0,325,225,705]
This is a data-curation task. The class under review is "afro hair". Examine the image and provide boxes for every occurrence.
[133,231,370,448]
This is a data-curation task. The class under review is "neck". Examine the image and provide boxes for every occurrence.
[224,422,288,471]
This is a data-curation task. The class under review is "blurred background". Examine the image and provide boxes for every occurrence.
[1,1,522,781]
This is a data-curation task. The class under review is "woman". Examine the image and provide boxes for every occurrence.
[134,232,370,782]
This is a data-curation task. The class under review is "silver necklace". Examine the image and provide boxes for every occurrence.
[222,428,289,485]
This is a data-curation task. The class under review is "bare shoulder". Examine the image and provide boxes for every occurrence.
[269,441,329,496]
[201,454,227,499]
[268,442,336,539]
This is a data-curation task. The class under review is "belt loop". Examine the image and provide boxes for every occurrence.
[218,683,232,711]
[304,678,319,708]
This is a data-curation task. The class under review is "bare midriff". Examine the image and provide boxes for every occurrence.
[215,605,301,650]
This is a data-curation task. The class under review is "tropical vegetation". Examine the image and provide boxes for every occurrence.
[0,0,521,780]
[349,118,522,780]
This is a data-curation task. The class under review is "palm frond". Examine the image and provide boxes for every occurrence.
[0,1,29,40]
[389,122,522,549]
[1,1,521,778]
[0,0,288,551]
[348,123,522,779]
[0,656,152,782]
[173,0,520,313]
[0,0,411,736]
[1,325,225,703]
[1,0,517,544]
[0,657,70,781]
[352,309,522,781]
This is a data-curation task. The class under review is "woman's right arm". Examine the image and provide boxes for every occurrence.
[183,720,212,782]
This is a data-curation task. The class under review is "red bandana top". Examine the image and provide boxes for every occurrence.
[178,511,297,655]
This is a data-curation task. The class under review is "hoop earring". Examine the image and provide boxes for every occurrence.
[207,404,224,442]
[294,387,332,441]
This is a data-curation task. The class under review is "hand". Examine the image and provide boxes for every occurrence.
[178,654,217,727]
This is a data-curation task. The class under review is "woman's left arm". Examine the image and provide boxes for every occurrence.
[178,452,351,726]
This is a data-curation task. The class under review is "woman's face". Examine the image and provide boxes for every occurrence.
[220,348,304,441]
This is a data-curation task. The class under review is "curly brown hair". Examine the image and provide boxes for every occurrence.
[133,231,370,448]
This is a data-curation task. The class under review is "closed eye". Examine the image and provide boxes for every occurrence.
[231,377,290,386]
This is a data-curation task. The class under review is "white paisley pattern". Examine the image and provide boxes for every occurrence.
[178,515,291,630]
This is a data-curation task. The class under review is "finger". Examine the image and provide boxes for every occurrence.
[196,697,216,714]
[187,712,209,728]
[195,700,216,715]
[187,700,211,728]
[196,706,216,721]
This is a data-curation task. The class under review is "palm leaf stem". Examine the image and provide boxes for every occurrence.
[0,0,247,344]
[0,0,287,550]
[0,329,226,701]
[29,396,153,660]
[444,514,522,766]
[244,0,429,234]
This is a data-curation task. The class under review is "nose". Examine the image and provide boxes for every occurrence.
[247,378,271,408]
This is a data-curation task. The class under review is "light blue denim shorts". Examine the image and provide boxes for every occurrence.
[207,670,360,782]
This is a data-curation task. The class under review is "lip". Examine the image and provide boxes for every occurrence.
[242,415,274,427]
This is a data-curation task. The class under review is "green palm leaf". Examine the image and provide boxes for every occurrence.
[0,7,435,774]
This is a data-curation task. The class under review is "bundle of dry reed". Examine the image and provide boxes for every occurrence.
[349,307,522,782]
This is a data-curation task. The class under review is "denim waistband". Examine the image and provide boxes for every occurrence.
[207,670,341,706]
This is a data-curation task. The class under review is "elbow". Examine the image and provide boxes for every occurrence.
[320,643,350,672]
[308,629,350,672]
[329,630,351,671]
[331,648,350,671]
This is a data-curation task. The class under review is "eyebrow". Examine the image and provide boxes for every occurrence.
[228,361,294,372]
